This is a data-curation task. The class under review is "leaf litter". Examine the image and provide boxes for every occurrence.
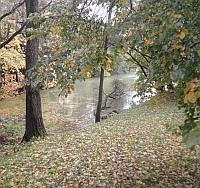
[0,103,199,187]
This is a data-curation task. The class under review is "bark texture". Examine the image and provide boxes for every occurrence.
[22,0,46,142]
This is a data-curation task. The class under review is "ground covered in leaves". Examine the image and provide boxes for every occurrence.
[0,103,200,187]
[0,74,25,100]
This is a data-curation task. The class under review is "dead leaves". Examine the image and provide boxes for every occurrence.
[0,104,200,187]
[184,77,200,104]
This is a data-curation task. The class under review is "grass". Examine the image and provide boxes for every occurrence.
[0,102,200,187]
[0,122,22,136]
[0,121,24,147]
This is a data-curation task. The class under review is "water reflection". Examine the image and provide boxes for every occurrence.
[0,72,138,130]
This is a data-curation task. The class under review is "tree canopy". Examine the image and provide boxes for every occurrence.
[1,0,199,147]
[124,0,199,148]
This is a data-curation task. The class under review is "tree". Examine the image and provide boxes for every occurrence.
[0,0,27,49]
[22,0,46,142]
[125,0,200,148]
[0,0,52,141]
[0,0,26,90]
[25,0,122,123]
[102,78,126,109]
[95,2,114,122]
[0,39,25,88]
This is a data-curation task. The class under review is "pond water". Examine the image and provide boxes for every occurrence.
[0,72,138,132]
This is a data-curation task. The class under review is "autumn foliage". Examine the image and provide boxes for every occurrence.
[123,0,200,148]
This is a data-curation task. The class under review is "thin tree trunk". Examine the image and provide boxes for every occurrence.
[22,0,46,142]
[0,64,2,88]
[95,66,104,122]
[95,4,113,123]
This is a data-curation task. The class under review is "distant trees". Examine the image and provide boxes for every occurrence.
[0,1,26,90]
[0,0,52,92]
[102,78,126,109]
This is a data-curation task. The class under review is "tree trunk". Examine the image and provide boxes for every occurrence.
[95,4,113,123]
[22,0,46,142]
[95,66,104,122]
[0,64,2,88]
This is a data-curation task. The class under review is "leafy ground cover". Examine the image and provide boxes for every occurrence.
[0,122,23,146]
[0,102,200,187]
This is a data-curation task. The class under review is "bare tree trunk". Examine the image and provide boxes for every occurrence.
[22,0,46,142]
[0,64,2,88]
[95,66,104,122]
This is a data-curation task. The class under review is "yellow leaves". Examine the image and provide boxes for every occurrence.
[168,44,185,52]
[50,41,62,52]
[161,57,167,67]
[184,92,195,104]
[161,61,166,67]
[184,78,200,103]
[157,2,161,7]
[185,78,199,91]
[167,11,182,19]
[176,29,188,39]
[133,31,137,36]
[106,57,115,68]
[166,11,182,20]
[149,95,166,107]
[172,131,180,137]
[197,50,200,57]
[104,71,111,77]
[0,46,25,70]
[4,36,24,53]
[82,71,91,78]
[70,85,75,91]
[167,11,173,16]
[174,14,182,19]
[144,37,155,45]
[179,31,186,39]
[180,51,186,57]
[1,103,199,187]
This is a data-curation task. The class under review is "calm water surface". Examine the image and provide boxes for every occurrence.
[0,73,138,132]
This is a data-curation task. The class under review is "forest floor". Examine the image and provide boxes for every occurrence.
[0,74,25,100]
[0,101,200,187]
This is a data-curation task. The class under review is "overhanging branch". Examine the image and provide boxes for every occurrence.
[0,22,27,49]
[130,46,152,60]
[0,0,53,49]
[127,51,148,77]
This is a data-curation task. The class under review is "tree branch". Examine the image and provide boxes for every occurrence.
[189,42,199,49]
[0,22,27,49]
[0,1,25,22]
[39,0,52,12]
[79,0,93,14]
[131,46,152,59]
[127,51,148,77]
[0,0,53,49]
